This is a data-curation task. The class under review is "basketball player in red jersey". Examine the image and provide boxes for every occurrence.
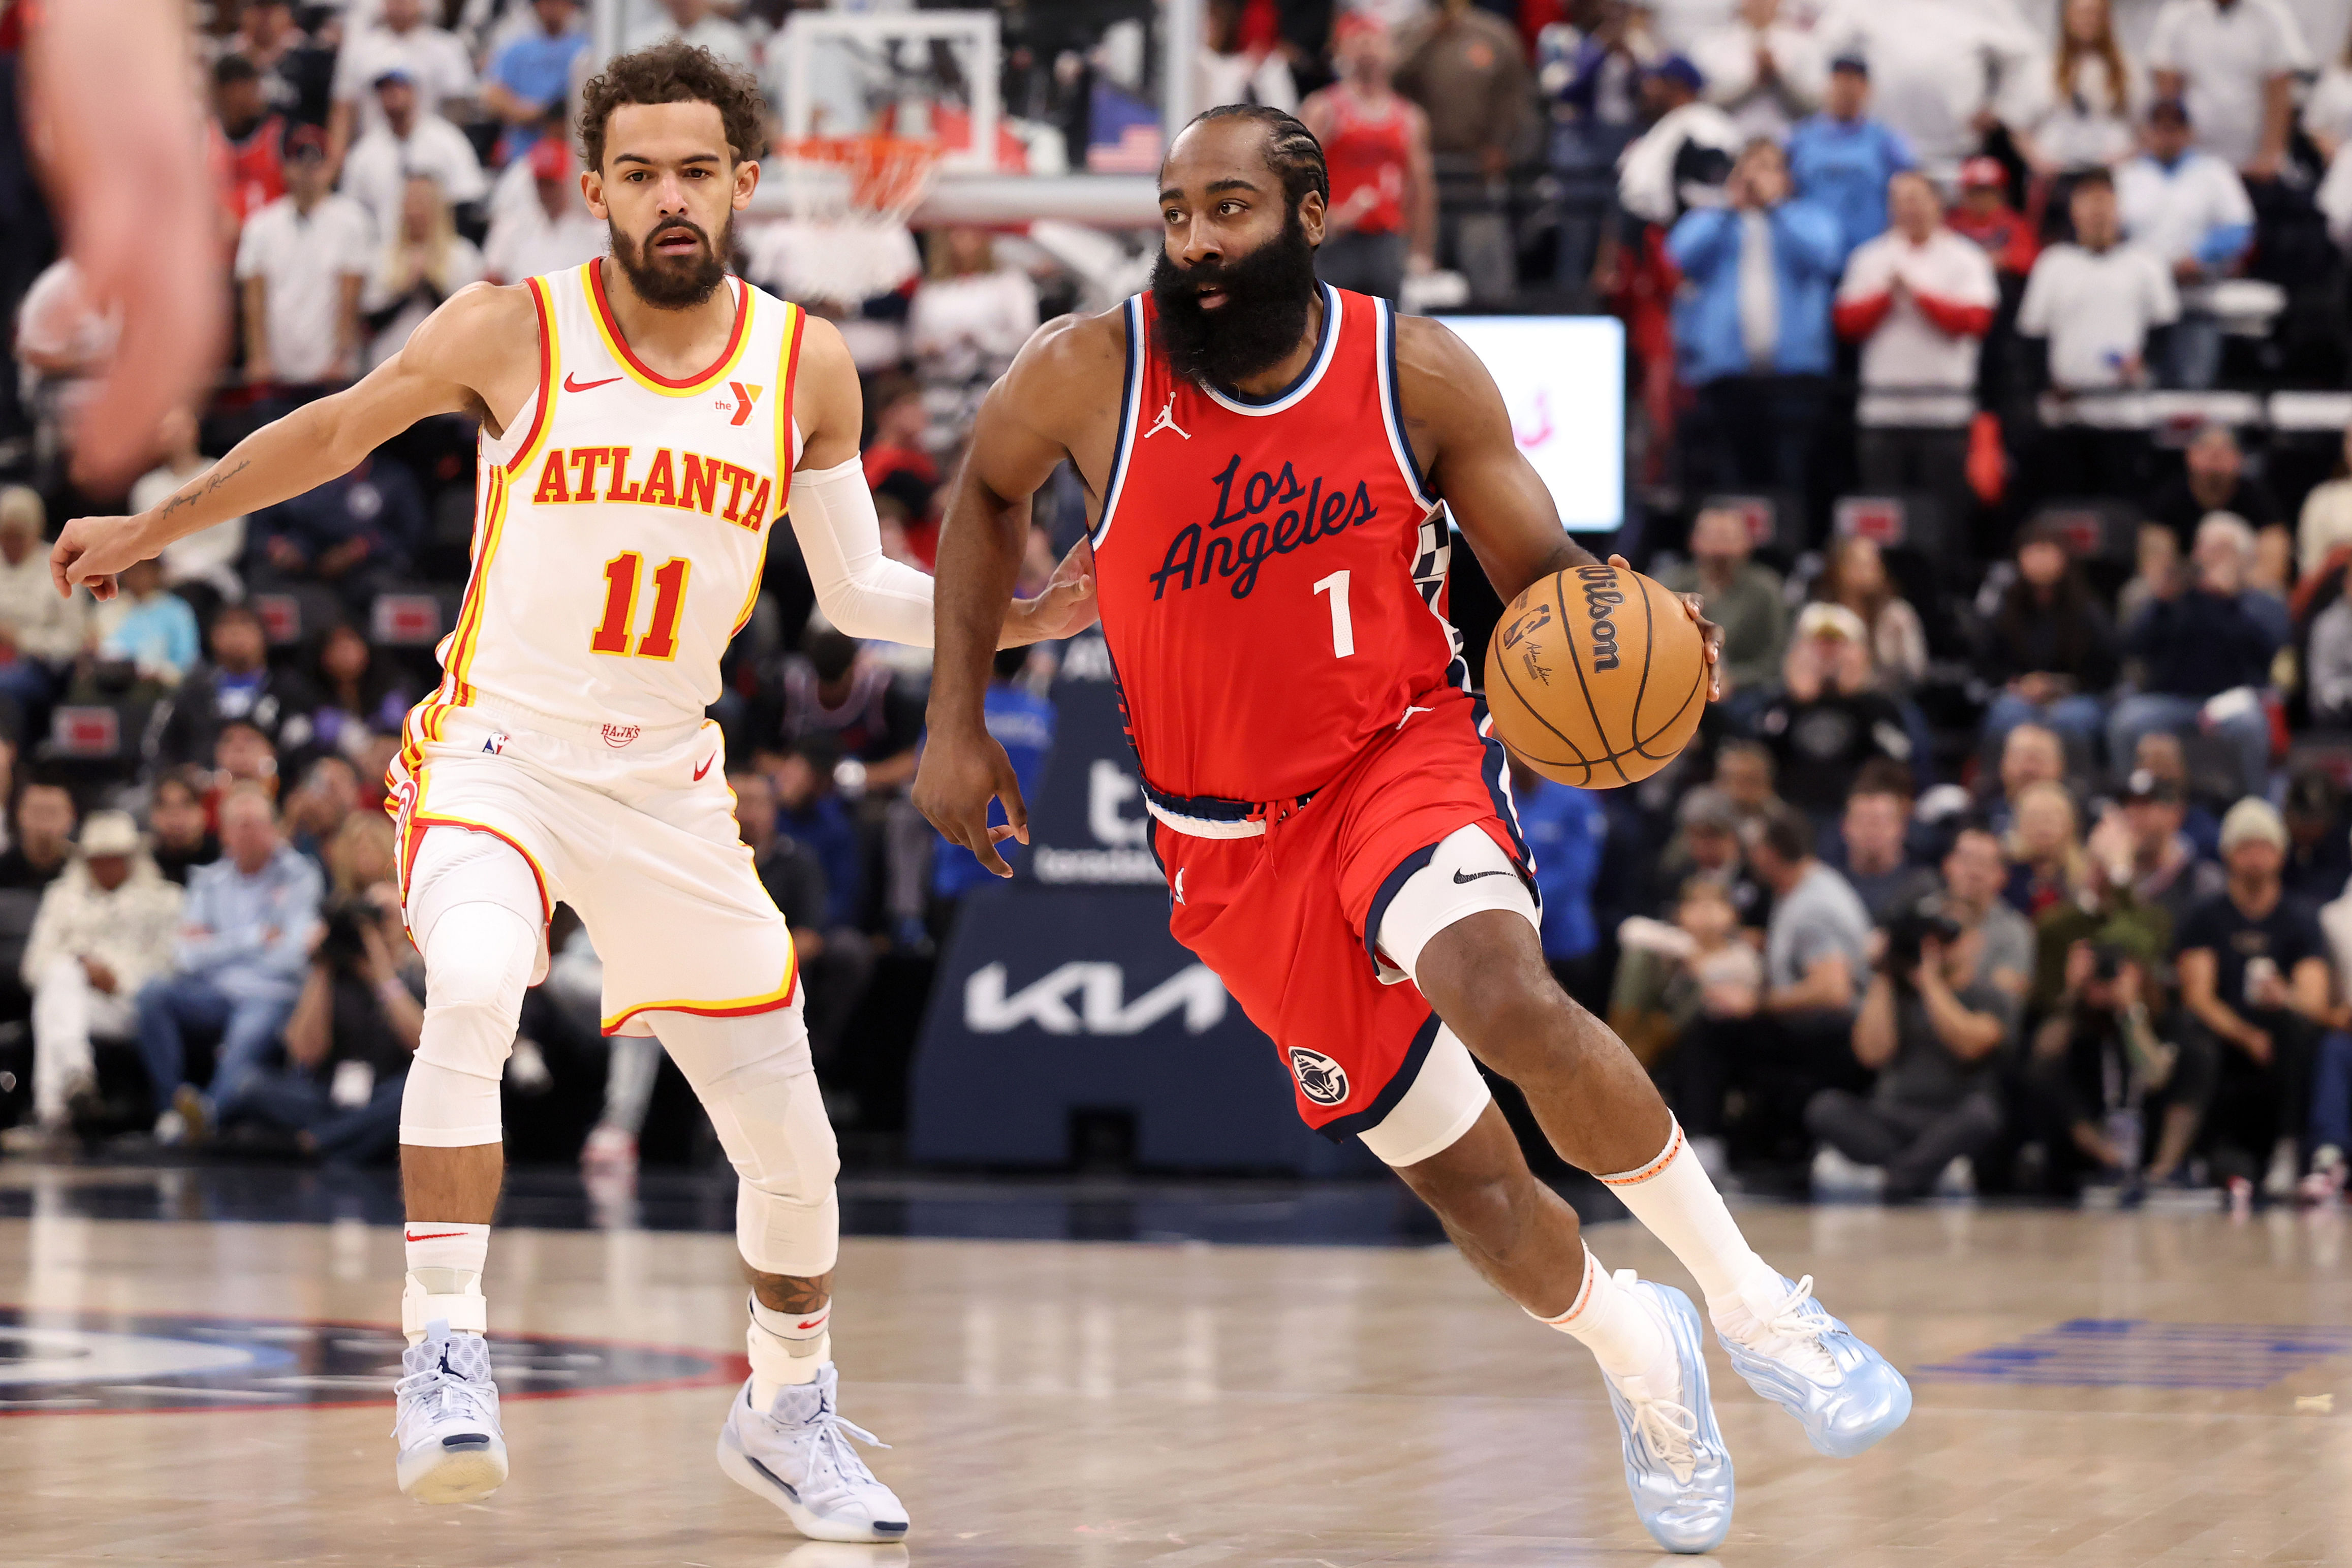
[1299,14,1433,304]
[917,106,1910,1554]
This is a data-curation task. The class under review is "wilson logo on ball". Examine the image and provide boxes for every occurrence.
[1576,565,1624,672]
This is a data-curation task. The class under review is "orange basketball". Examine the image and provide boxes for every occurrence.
[1483,563,1708,788]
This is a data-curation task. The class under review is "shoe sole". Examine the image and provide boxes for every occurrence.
[398,1437,509,1504]
[715,1425,909,1543]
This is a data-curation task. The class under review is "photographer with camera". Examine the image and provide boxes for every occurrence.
[1806,893,2016,1200]
[2025,937,2211,1195]
[216,889,420,1165]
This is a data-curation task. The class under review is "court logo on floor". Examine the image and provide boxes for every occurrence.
[1915,1319,2352,1390]
[0,1307,742,1415]
[1287,1047,1350,1106]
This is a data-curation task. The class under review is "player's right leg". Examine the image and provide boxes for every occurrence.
[390,826,546,1504]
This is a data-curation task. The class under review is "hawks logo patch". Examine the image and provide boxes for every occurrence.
[1287,1047,1350,1106]
[601,723,642,749]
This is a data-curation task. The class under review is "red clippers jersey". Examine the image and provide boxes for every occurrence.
[1092,285,1461,805]
[1323,88,1412,236]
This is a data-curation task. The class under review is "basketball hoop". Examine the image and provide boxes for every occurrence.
[771,134,943,305]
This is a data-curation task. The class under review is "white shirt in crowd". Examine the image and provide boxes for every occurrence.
[625,14,755,67]
[2030,52,2142,170]
[908,268,1042,386]
[1691,16,1828,142]
[235,193,376,385]
[1813,0,2050,180]
[2146,0,2313,170]
[2115,149,2254,271]
[361,238,489,370]
[331,22,478,140]
[2306,61,2352,155]
[1196,47,1299,114]
[483,200,607,286]
[2298,472,2352,577]
[1837,226,1999,426]
[129,463,247,601]
[2017,238,2181,416]
[340,116,490,242]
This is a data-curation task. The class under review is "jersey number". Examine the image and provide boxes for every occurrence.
[591,552,691,661]
[1314,570,1355,658]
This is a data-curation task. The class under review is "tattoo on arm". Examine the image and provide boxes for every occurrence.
[153,457,249,526]
[749,1271,833,1316]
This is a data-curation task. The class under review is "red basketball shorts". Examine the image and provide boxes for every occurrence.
[1147,686,1537,1156]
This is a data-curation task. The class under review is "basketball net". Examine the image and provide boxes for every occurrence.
[774,134,942,306]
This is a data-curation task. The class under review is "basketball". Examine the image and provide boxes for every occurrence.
[1483,562,1707,788]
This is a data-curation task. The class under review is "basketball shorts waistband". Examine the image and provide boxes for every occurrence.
[1143,782,1319,840]
[449,695,707,757]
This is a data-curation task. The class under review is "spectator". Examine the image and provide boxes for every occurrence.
[2295,421,2352,579]
[2146,422,2283,558]
[128,407,246,613]
[154,605,297,771]
[2109,512,2284,796]
[2109,772,2221,944]
[0,487,87,718]
[1808,893,2011,1201]
[2147,0,2311,180]
[88,558,201,689]
[1978,522,2118,752]
[2135,731,2225,860]
[1833,170,1997,502]
[2119,519,2184,628]
[235,127,372,395]
[1985,722,2067,837]
[1613,55,1740,233]
[135,785,324,1143]
[359,175,486,370]
[229,0,330,134]
[2021,0,2141,175]
[483,134,605,285]
[769,743,865,933]
[1811,0,2045,187]
[861,377,940,566]
[2026,937,2212,1190]
[1811,534,1929,694]
[1784,54,1916,262]
[1552,1,1660,295]
[763,631,925,795]
[213,720,284,801]
[1656,507,1789,704]
[1196,0,1299,113]
[731,768,871,1070]
[1690,0,1825,143]
[1609,877,1764,1070]
[1302,15,1436,304]
[341,70,489,246]
[244,454,423,612]
[218,892,418,1164]
[1511,757,1612,1001]
[2116,99,2254,389]
[2280,769,2351,902]
[1943,822,2038,1000]
[2004,777,2091,920]
[1666,138,1845,506]
[1395,0,1537,179]
[12,258,120,463]
[1714,738,1784,835]
[1670,804,1873,1172]
[2308,576,2352,724]
[1652,783,1772,927]
[628,0,753,65]
[0,782,76,893]
[327,0,478,170]
[1947,158,2041,282]
[148,769,222,887]
[1757,603,1912,818]
[478,0,587,167]
[282,756,360,869]
[322,812,397,901]
[292,623,410,766]
[2176,797,2332,1201]
[1830,765,1939,921]
[910,229,1041,395]
[213,54,288,231]
[14,812,183,1146]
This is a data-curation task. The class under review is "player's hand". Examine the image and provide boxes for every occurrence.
[1611,552,1723,700]
[50,513,157,602]
[1009,537,1099,644]
[913,727,1031,880]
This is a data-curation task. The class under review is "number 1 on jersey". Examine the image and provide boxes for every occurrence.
[592,551,691,660]
[1314,569,1355,658]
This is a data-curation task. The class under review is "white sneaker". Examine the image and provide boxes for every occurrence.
[1810,1145,1885,1199]
[2301,1146,2346,1206]
[2263,1138,2301,1202]
[717,1365,908,1543]
[393,1322,508,1503]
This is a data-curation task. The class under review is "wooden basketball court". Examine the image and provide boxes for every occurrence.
[3,1163,2346,1566]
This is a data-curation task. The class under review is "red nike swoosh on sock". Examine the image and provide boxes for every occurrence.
[796,1316,828,1330]
[404,1231,472,1242]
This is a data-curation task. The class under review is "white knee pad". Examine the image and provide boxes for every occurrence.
[399,901,539,1147]
[405,825,549,984]
[702,1066,840,1278]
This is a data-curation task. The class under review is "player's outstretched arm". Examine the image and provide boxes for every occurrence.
[783,318,1093,650]
[50,283,539,600]
[915,312,1120,876]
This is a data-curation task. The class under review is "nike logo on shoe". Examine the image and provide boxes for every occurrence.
[1453,868,1512,884]
[694,755,716,781]
[564,372,623,392]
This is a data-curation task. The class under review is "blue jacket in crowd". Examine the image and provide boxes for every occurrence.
[1515,777,1608,963]
[2124,588,2283,700]
[1665,200,1845,385]
[1784,113,1914,260]
[176,844,325,1001]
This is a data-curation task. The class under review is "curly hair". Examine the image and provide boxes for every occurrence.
[577,40,767,173]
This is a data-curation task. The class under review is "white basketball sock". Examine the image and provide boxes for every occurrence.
[748,1293,831,1404]
[402,1221,490,1344]
[1598,1119,1780,1312]
[1536,1246,1676,1399]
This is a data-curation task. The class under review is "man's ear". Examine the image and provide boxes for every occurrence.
[733,155,761,212]
[580,168,607,220]
[1298,189,1327,248]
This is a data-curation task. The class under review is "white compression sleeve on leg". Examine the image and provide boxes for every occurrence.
[399,902,539,1147]
[788,454,936,647]
[703,1066,841,1278]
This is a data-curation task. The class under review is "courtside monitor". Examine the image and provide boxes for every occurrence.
[1440,315,1625,534]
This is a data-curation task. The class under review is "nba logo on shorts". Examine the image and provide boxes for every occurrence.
[601,723,642,749]
[1287,1047,1350,1106]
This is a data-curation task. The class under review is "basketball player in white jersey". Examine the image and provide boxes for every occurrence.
[50,43,1091,1540]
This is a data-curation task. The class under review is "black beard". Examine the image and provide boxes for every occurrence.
[609,212,732,308]
[1148,208,1321,392]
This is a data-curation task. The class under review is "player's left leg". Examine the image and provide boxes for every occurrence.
[1385,828,1911,1460]
[656,1008,908,1545]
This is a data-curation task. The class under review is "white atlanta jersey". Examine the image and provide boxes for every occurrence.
[412,260,805,751]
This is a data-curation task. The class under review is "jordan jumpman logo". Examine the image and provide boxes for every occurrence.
[1145,393,1190,440]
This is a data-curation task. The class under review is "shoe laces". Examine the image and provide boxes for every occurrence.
[1746,1275,1840,1383]
[762,1392,893,1513]
[393,1332,496,1439]
[1618,1376,1701,1484]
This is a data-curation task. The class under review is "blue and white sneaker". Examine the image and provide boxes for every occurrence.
[717,1366,910,1543]
[1601,1275,1735,1555]
[1714,1273,1911,1458]
[393,1322,508,1503]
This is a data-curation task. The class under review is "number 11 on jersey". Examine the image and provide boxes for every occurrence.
[592,551,691,661]
[1314,569,1355,658]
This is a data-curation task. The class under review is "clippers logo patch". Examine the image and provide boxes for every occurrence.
[1287,1047,1350,1106]
[601,723,642,749]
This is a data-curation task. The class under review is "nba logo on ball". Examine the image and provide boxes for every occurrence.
[1287,1047,1350,1106]
[1483,564,1707,790]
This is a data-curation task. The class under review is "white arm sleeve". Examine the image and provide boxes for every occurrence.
[786,454,938,648]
